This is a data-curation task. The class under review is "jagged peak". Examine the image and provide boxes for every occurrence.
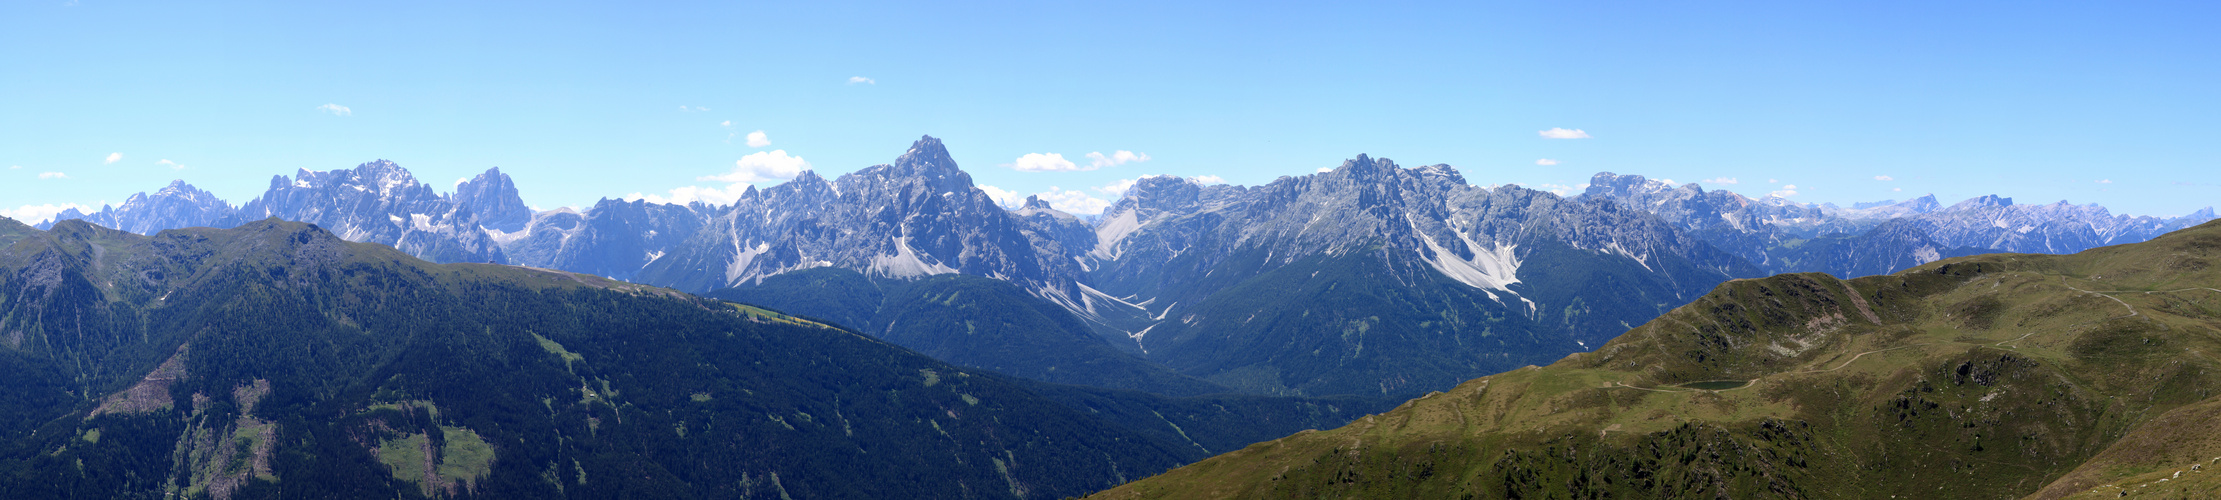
[1948,194,2014,211]
[1021,195,1052,211]
[1334,154,1398,174]
[1410,163,1467,185]
[894,135,957,173]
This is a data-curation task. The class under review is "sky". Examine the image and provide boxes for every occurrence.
[4,1,2217,222]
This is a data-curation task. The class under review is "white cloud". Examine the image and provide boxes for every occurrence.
[38,172,68,179]
[0,203,91,224]
[679,105,710,112]
[702,150,812,184]
[1032,187,1113,214]
[1538,128,1591,139]
[7,165,19,169]
[1317,167,1333,173]
[2097,179,2113,184]
[157,159,185,170]
[1702,177,1739,184]
[1768,178,1779,184]
[1770,184,1799,197]
[720,120,731,127]
[848,76,876,84]
[1535,158,1559,166]
[104,152,122,164]
[1533,183,1580,196]
[1095,178,1140,196]
[625,184,751,206]
[1874,175,1894,181]
[1893,187,1903,192]
[746,130,771,148]
[1009,153,1080,172]
[1085,150,1151,169]
[317,103,352,116]
[977,185,1025,208]
[1190,175,1225,184]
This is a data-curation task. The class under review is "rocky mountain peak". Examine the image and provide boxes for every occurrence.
[1335,154,1398,179]
[1583,172,1677,200]
[452,167,533,232]
[1950,194,2014,211]
[1021,195,1052,211]
[1410,164,1468,185]
[1105,175,1205,219]
[1903,194,1942,213]
[841,135,976,197]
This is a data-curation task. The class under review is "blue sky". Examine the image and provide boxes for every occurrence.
[4,1,2216,221]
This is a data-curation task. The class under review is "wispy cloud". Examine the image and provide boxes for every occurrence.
[1031,187,1113,214]
[317,103,352,116]
[678,105,711,112]
[977,185,1025,208]
[1535,158,1560,166]
[7,165,19,169]
[1770,184,1799,198]
[625,185,750,206]
[157,159,185,170]
[1085,150,1151,169]
[848,76,876,85]
[1538,128,1591,139]
[103,152,122,164]
[746,130,771,148]
[0,203,92,224]
[625,151,810,205]
[38,172,68,179]
[702,150,812,184]
[1190,175,1225,184]
[2096,179,2113,184]
[1768,178,1779,184]
[1702,177,1739,184]
[1873,175,1894,181]
[1530,183,1584,196]
[1009,153,1080,172]
[1095,178,1140,196]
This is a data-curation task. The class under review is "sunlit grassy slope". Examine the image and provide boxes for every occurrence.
[1093,220,2221,499]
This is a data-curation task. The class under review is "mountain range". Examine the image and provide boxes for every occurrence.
[26,137,2214,400]
[0,217,1387,499]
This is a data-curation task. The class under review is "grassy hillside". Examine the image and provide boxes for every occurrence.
[1093,220,2221,499]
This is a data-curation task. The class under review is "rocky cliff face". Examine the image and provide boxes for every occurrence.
[222,160,511,264]
[39,180,236,234]
[631,136,1086,297]
[498,198,712,280]
[449,167,535,233]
